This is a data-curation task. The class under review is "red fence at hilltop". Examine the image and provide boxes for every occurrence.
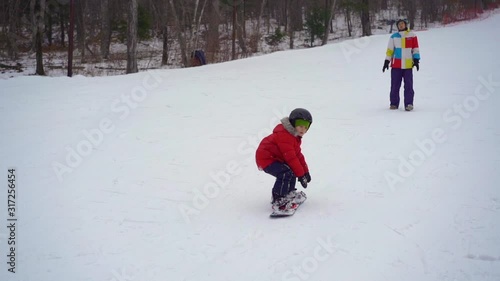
[442,2,499,24]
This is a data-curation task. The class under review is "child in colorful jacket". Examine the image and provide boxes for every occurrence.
[383,19,421,111]
[256,108,312,213]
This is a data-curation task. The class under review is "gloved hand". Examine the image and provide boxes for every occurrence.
[298,176,308,188]
[304,172,311,183]
[383,60,390,72]
[413,59,419,71]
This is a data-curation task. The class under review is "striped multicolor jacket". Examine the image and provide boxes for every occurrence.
[385,29,420,69]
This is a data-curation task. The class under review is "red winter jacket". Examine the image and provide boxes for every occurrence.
[255,118,309,177]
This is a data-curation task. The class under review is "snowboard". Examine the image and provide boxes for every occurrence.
[269,198,306,218]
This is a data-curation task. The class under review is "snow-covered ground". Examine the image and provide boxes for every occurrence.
[1,11,500,281]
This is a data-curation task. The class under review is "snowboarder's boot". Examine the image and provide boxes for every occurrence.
[271,196,298,212]
[405,104,414,111]
[286,190,307,204]
[390,105,398,110]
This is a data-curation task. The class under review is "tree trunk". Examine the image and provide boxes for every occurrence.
[232,0,237,60]
[7,0,20,59]
[36,28,45,75]
[127,0,139,73]
[100,0,111,59]
[330,14,334,33]
[284,0,288,32]
[30,0,37,52]
[35,30,45,75]
[287,0,293,49]
[47,6,53,46]
[206,0,220,63]
[34,0,46,75]
[193,0,208,49]
[75,0,85,63]
[188,0,199,49]
[59,3,66,47]
[68,0,75,77]
[322,0,328,43]
[290,0,302,31]
[405,0,416,30]
[360,0,371,36]
[381,0,388,10]
[169,0,188,67]
[242,1,246,39]
[162,24,169,65]
[266,0,270,34]
[159,0,168,65]
[345,7,352,37]
[256,0,266,35]
[253,0,266,52]
[408,9,416,30]
[322,0,337,45]
[421,0,430,27]
[236,4,247,56]
[480,0,489,9]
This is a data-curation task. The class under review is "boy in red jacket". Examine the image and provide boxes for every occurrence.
[256,108,312,213]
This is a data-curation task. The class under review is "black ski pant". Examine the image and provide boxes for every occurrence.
[264,162,296,201]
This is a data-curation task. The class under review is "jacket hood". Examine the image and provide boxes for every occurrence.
[274,117,300,137]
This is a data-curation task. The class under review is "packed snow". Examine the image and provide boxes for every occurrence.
[1,11,499,281]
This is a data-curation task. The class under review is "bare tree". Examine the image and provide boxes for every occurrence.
[68,0,75,77]
[30,0,37,51]
[162,26,169,65]
[100,0,112,59]
[265,0,271,34]
[231,0,237,60]
[290,0,303,32]
[340,0,354,37]
[6,0,20,59]
[46,0,58,46]
[322,0,337,45]
[360,0,371,36]
[127,0,139,73]
[287,0,294,49]
[75,0,86,63]
[160,0,169,65]
[206,0,221,63]
[416,0,432,27]
[256,0,266,35]
[401,0,416,30]
[381,0,388,9]
[193,0,208,49]
[236,1,247,56]
[31,0,46,75]
[169,0,188,67]
[59,2,66,47]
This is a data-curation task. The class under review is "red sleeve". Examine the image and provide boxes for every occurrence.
[411,35,420,60]
[276,133,305,177]
[298,151,309,173]
[413,35,419,48]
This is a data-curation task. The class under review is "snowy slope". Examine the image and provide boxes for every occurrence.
[1,12,500,281]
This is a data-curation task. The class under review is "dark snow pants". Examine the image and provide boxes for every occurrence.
[264,162,296,201]
[390,68,414,107]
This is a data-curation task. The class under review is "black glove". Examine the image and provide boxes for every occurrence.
[304,172,311,183]
[413,59,419,71]
[298,176,308,188]
[383,60,390,72]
